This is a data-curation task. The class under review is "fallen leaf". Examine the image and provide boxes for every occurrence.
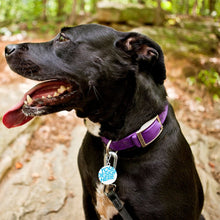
[15,162,23,169]
[48,175,55,181]
[208,161,215,168]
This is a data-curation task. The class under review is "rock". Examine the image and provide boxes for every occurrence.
[0,156,12,180]
[96,7,122,23]
[95,2,165,26]
[0,114,219,219]
[0,125,86,220]
[0,128,39,181]
[131,26,219,55]
[120,7,156,25]
[180,123,220,220]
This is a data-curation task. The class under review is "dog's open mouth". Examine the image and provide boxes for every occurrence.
[3,80,80,128]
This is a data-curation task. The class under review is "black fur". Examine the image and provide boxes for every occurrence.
[5,24,204,219]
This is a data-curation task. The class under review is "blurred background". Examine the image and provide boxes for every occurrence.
[0,0,219,219]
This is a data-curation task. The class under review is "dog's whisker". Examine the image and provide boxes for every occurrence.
[88,85,93,93]
[92,86,102,101]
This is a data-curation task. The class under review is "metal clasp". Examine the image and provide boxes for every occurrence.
[104,151,118,168]
[104,140,118,168]
[136,115,163,147]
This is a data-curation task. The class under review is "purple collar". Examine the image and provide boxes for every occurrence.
[101,105,168,151]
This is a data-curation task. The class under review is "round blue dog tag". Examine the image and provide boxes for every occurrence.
[98,165,117,185]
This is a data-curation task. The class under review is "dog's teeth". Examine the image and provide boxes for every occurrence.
[42,96,45,99]
[57,85,67,94]
[27,95,33,104]
[47,95,52,98]
[54,92,59,97]
[24,101,28,105]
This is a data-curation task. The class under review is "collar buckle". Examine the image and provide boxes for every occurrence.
[136,115,163,147]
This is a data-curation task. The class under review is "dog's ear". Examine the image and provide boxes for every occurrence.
[116,33,166,84]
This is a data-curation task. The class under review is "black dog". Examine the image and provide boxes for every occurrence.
[4,24,204,219]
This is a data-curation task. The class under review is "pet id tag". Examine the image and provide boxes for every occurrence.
[98,165,117,185]
[98,150,118,185]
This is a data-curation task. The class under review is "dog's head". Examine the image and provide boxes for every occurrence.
[3,24,166,128]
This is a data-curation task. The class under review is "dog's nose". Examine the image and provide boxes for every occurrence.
[5,44,18,56]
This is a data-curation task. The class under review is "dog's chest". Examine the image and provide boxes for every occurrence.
[84,118,101,137]
[95,183,118,220]
[85,118,120,219]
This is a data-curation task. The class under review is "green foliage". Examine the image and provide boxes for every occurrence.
[0,0,219,29]
[0,0,95,25]
[198,69,219,87]
[187,76,197,86]
[198,69,220,94]
[161,1,172,12]
[161,0,220,16]
[187,69,220,101]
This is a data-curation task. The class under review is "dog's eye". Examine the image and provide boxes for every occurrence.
[58,33,69,42]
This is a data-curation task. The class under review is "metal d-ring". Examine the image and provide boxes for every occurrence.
[106,140,112,155]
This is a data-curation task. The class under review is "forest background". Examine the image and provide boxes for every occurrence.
[0,1,219,219]
[0,0,220,137]
[0,0,219,31]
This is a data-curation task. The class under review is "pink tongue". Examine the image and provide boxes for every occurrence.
[2,80,70,129]
[2,96,33,128]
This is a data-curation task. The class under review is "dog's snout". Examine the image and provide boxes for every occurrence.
[5,44,17,56]
[5,44,29,57]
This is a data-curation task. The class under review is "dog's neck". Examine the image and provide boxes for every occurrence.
[86,75,167,140]
[119,75,167,137]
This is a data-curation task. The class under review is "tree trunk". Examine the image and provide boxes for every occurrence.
[68,0,77,25]
[42,0,47,22]
[179,0,184,14]
[192,0,198,16]
[155,0,163,26]
[90,0,98,14]
[185,0,190,14]
[57,0,65,17]
[201,0,206,15]
[209,0,216,14]
[79,0,85,14]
